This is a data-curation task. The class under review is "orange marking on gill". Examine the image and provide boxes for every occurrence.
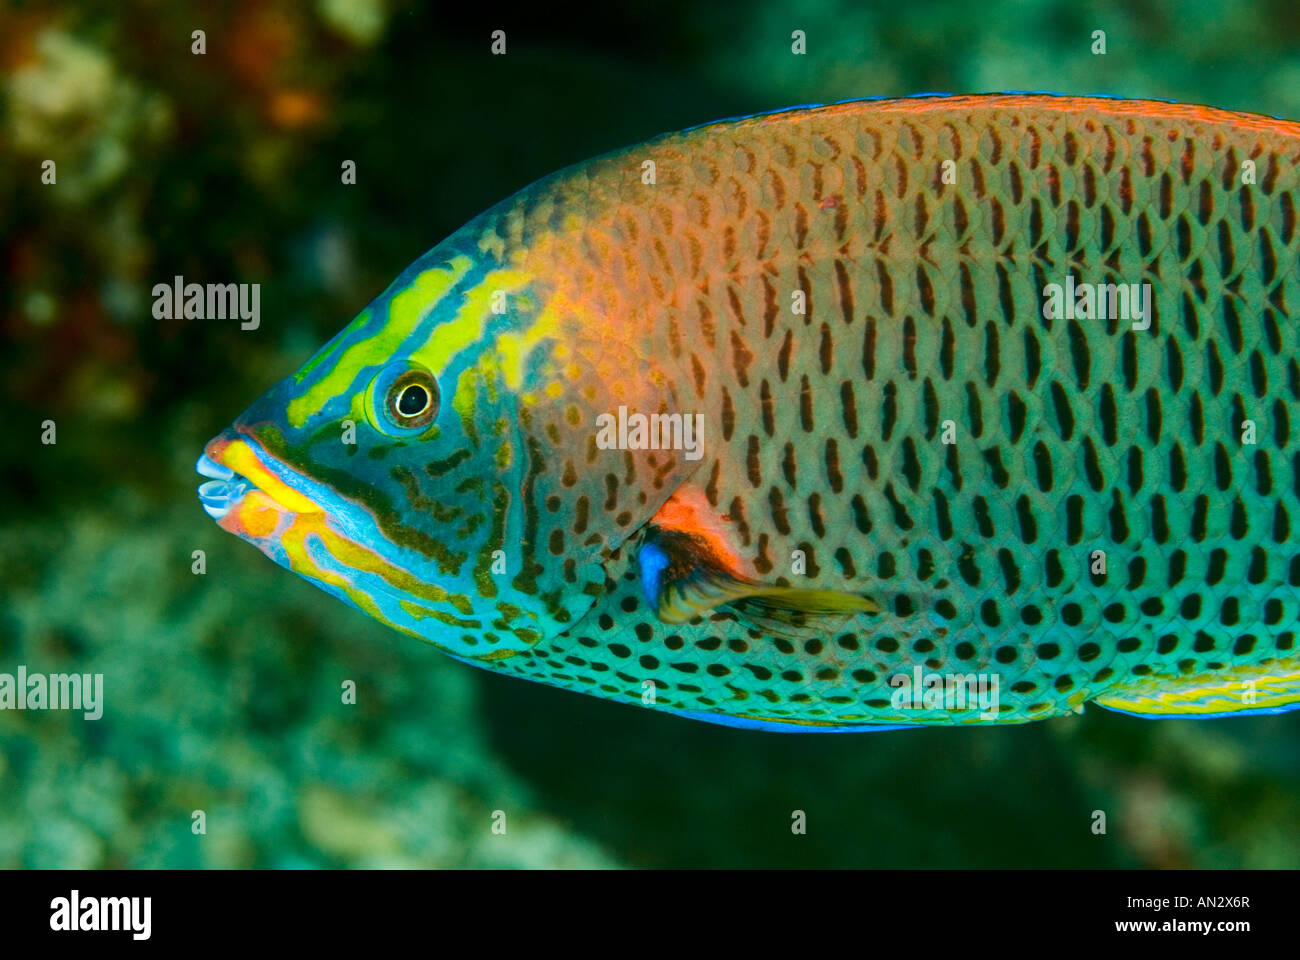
[650,485,753,577]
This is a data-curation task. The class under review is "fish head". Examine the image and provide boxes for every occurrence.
[197,240,701,661]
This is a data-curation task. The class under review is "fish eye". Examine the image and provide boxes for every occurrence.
[366,362,439,436]
[396,383,430,417]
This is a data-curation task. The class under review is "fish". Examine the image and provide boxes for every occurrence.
[197,93,1300,731]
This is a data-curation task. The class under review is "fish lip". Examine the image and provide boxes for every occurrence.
[196,429,327,520]
[195,450,250,520]
[196,452,234,480]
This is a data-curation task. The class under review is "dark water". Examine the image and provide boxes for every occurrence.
[1,0,1298,867]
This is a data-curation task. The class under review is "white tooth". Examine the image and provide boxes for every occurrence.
[198,479,230,498]
[196,453,234,480]
[203,502,230,520]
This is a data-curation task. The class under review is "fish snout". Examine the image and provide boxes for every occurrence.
[196,425,324,541]
[197,430,251,521]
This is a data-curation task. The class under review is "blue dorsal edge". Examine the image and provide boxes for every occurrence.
[679,91,1291,135]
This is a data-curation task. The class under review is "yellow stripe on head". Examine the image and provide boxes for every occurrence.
[287,256,474,427]
[492,288,576,390]
[409,267,533,378]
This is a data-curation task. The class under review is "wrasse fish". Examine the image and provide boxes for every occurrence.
[198,94,1300,731]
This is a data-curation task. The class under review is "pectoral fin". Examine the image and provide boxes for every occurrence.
[637,528,877,638]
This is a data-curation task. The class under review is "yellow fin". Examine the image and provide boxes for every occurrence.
[1094,662,1300,718]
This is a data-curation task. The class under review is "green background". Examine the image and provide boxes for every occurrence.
[2,0,1298,868]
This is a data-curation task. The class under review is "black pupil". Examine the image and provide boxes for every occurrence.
[397,384,428,416]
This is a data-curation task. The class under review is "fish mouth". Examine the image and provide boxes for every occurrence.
[196,432,325,527]
[196,452,248,520]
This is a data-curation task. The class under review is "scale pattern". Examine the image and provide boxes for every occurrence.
[487,95,1300,726]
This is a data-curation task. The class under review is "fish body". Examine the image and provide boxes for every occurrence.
[198,94,1300,730]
